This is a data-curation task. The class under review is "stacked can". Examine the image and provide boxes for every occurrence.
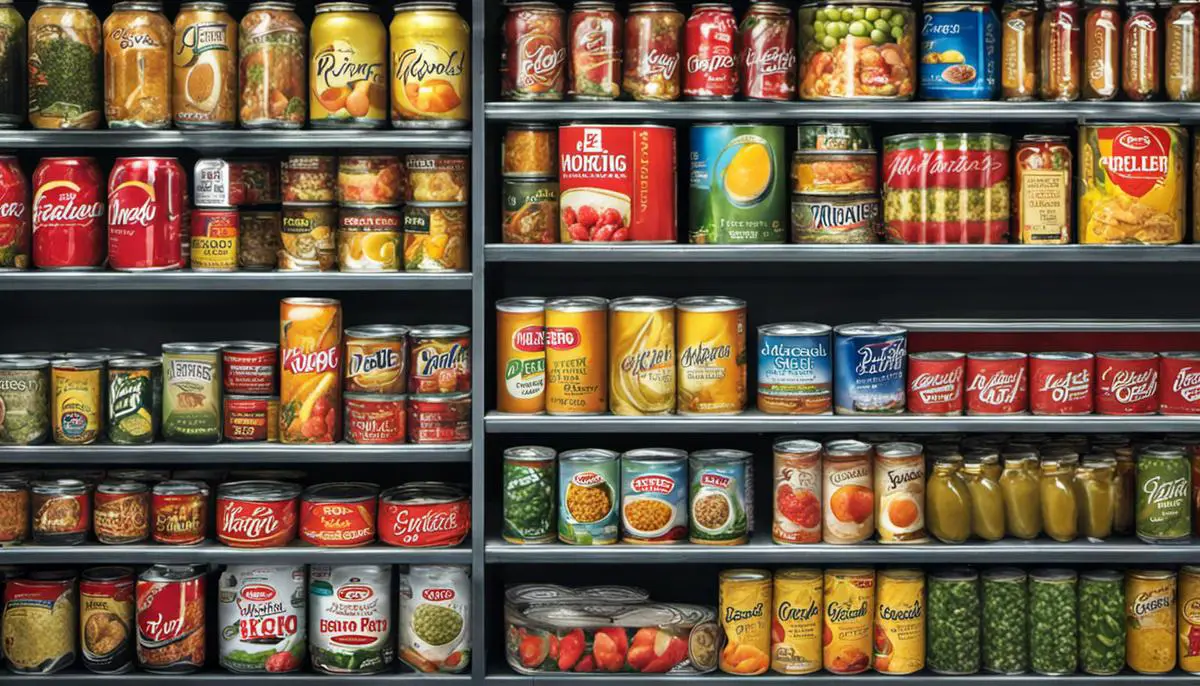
[500,124,559,244]
[220,342,279,443]
[407,325,472,444]
[344,325,409,444]
[337,154,404,272]
[280,154,337,271]
[790,123,880,244]
[403,153,469,271]
[193,158,281,271]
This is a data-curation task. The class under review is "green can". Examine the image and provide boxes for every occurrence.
[1077,569,1125,676]
[1135,444,1191,542]
[558,448,619,545]
[107,357,161,445]
[161,343,222,444]
[501,178,558,244]
[503,445,556,544]
[689,124,787,244]
[688,449,751,545]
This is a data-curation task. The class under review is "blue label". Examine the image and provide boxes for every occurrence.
[920,7,999,99]
[758,333,832,399]
[834,333,907,414]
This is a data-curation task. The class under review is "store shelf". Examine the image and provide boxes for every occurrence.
[0,271,472,291]
[485,410,1200,433]
[1,542,472,565]
[486,672,1200,683]
[885,318,1200,332]
[22,670,470,684]
[0,129,471,150]
[0,442,471,464]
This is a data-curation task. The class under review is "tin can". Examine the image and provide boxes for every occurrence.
[223,395,271,442]
[162,343,222,443]
[402,203,467,272]
[824,568,875,675]
[623,2,684,101]
[875,442,927,544]
[0,358,50,445]
[620,447,687,544]
[409,324,470,394]
[221,341,277,395]
[1127,570,1177,673]
[740,2,796,100]
[690,448,752,545]
[192,159,280,208]
[337,207,401,272]
[874,569,925,674]
[106,358,160,445]
[344,325,407,394]
[280,297,342,444]
[964,351,1029,415]
[173,2,237,128]
[390,1,470,127]
[1030,351,1094,415]
[379,481,470,548]
[104,3,172,129]
[216,480,301,548]
[907,351,964,415]
[239,210,280,269]
[1179,566,1200,672]
[217,564,306,673]
[136,565,205,673]
[757,323,832,414]
[770,568,822,674]
[190,209,239,271]
[1161,352,1200,415]
[408,392,470,443]
[406,153,467,203]
[1079,123,1185,244]
[1097,351,1160,415]
[500,2,566,101]
[559,448,619,545]
[689,124,787,244]
[31,157,106,268]
[1015,134,1073,243]
[920,1,1001,99]
[338,155,403,207]
[677,296,747,415]
[80,566,135,674]
[496,297,546,414]
[545,296,607,415]
[0,157,28,269]
[94,480,150,544]
[503,124,558,177]
[51,358,103,445]
[502,178,558,244]
[566,0,621,100]
[31,478,90,544]
[502,446,557,544]
[151,480,208,545]
[797,123,874,152]
[608,296,676,416]
[2,574,76,674]
[719,569,771,675]
[1136,444,1191,542]
[773,438,822,544]
[280,206,337,271]
[344,393,406,444]
[683,2,737,99]
[823,439,873,544]
[833,324,907,415]
[282,155,337,204]
[300,481,379,547]
[310,2,387,128]
[0,479,29,543]
[107,157,184,270]
[308,564,394,674]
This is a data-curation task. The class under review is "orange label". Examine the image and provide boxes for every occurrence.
[545,306,606,414]
[279,298,342,443]
[609,305,675,416]
[720,570,771,675]
[497,307,546,414]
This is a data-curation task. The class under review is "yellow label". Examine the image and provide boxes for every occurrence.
[310,12,387,124]
[390,10,470,124]
[80,584,133,662]
[1181,570,1200,672]
[1127,573,1177,674]
[53,368,102,444]
[771,569,822,675]
[609,306,675,416]
[545,307,606,415]
[337,229,400,272]
[824,569,874,675]
[677,307,746,415]
[719,571,771,675]
[1019,169,1070,243]
[191,235,239,270]
[874,570,925,674]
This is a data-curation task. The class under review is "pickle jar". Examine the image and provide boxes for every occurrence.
[1040,0,1082,100]
[1000,455,1041,539]
[1166,0,1200,100]
[1123,0,1162,100]
[1039,458,1078,541]
[926,456,973,544]
[1001,0,1038,100]
[962,459,1005,541]
[1073,459,1115,540]
[1082,0,1120,100]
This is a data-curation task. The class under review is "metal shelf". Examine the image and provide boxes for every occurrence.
[486,672,1200,683]
[1,542,472,565]
[885,318,1200,332]
[20,670,470,684]
[485,410,1200,433]
[0,271,472,291]
[0,129,471,150]
[0,442,471,464]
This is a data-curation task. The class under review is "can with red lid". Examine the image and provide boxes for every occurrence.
[344,393,407,444]
[965,352,1028,415]
[408,392,470,444]
[378,481,471,547]
[683,3,738,100]
[223,395,272,442]
[151,480,209,545]
[1159,352,1200,415]
[216,480,301,548]
[1096,351,1160,415]
[31,157,106,269]
[0,156,30,270]
[739,1,797,101]
[107,157,184,270]
[299,481,380,547]
[906,351,964,415]
[221,341,278,394]
[1029,352,1094,416]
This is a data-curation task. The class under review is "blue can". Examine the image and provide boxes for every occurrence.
[834,323,907,415]
[757,322,832,414]
[919,1,1000,100]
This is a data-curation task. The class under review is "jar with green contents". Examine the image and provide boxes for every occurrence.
[1135,444,1191,543]
[999,455,1041,539]
[926,456,972,544]
[1074,459,1115,541]
[1029,569,1078,675]
[502,445,556,544]
[107,357,161,445]
[1078,569,1126,675]
[982,568,1027,674]
[1039,459,1078,542]
[961,459,1004,541]
[1113,448,1135,534]
[927,568,980,675]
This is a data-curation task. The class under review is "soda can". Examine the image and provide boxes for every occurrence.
[496,297,546,414]
[608,296,675,416]
[1097,351,1160,415]
[545,297,607,415]
[739,1,796,101]
[107,157,185,271]
[1029,352,1094,415]
[824,568,874,674]
[683,2,738,99]
[31,157,106,269]
[1159,352,1200,415]
[772,438,821,544]
[279,298,342,444]
[770,568,822,674]
[758,323,832,415]
[833,323,906,415]
[677,296,746,415]
[906,351,964,415]
[874,569,925,674]
[965,352,1028,415]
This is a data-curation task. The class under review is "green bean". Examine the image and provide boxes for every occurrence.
[928,569,980,675]
[1078,571,1125,675]
[982,569,1027,674]
[1029,570,1078,675]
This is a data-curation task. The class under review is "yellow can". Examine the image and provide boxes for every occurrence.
[608,296,675,416]
[496,297,546,414]
[390,0,470,128]
[875,569,925,675]
[771,568,822,675]
[1180,566,1200,673]
[51,359,103,445]
[1078,124,1185,244]
[172,1,238,127]
[676,296,746,415]
[1127,569,1177,674]
[824,568,874,675]
[545,296,607,415]
[310,2,388,127]
[719,568,772,676]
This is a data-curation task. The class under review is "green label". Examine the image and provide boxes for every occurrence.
[163,355,221,442]
[108,369,157,444]
[1136,455,1191,540]
[688,126,788,244]
[502,460,555,543]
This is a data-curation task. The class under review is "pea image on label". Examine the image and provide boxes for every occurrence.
[558,449,619,545]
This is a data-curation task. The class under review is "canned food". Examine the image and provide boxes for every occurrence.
[300,482,379,547]
[309,564,393,674]
[408,392,469,444]
[1079,124,1185,244]
[280,297,342,445]
[545,297,607,415]
[559,448,619,545]
[907,351,965,415]
[502,178,558,244]
[397,563,471,673]
[238,210,281,270]
[402,203,467,272]
[796,123,874,151]
[689,449,752,545]
[719,569,771,675]
[215,480,301,548]
[1097,351,1160,415]
[389,1,471,127]
[280,205,337,271]
[3,576,77,674]
[217,565,306,673]
[773,438,822,544]
[874,569,925,674]
[1015,135,1072,244]
[51,358,103,445]
[824,568,876,674]
[406,153,468,202]
[920,2,1001,100]
[620,448,688,544]
[136,565,205,673]
[337,207,401,272]
[409,324,470,394]
[757,323,832,414]
[503,124,557,177]
[688,124,787,244]
[791,150,879,195]
[378,481,471,548]
[221,341,277,395]
[223,395,271,442]
[31,478,90,545]
[1126,569,1176,674]
[0,478,29,543]
[875,442,927,543]
[339,155,403,207]
[608,296,676,416]
[106,357,160,445]
[162,343,222,443]
[93,480,149,544]
[771,568,823,674]
[0,357,50,445]
[823,439,874,544]
[345,325,408,394]
[496,297,546,414]
[80,566,135,674]
[193,159,280,207]
[282,154,337,204]
[833,324,907,414]
[965,351,1029,415]
[502,446,556,545]
[677,296,747,415]
[190,209,239,271]
[151,480,209,545]
[344,393,406,444]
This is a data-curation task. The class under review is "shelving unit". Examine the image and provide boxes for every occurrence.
[486,244,1200,262]
[484,674,1200,684]
[1,543,472,565]
[47,671,471,685]
[0,129,471,150]
[0,271,473,291]
[0,442,471,463]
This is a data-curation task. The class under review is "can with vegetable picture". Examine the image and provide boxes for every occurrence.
[502,446,556,544]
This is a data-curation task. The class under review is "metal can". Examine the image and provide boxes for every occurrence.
[216,480,301,548]
[239,210,281,269]
[500,2,566,101]
[406,153,467,202]
[31,157,106,268]
[689,448,751,545]
[683,2,738,99]
[192,159,280,208]
[107,358,160,445]
[718,568,771,675]
[771,568,822,674]
[874,569,925,674]
[280,297,342,444]
[620,447,687,544]
[823,439,873,545]
[402,203,467,272]
[503,124,558,177]
[0,357,50,445]
[409,324,470,394]
[608,296,676,416]
[2,573,77,674]
[51,358,103,445]
[345,325,408,394]
[1180,566,1200,673]
[757,323,832,415]
[27,0,99,128]
[390,1,470,127]
[151,480,209,545]
[739,2,796,101]
[0,156,28,269]
[136,564,205,673]
[31,478,90,545]
[689,124,788,244]
[875,442,927,544]
[496,297,546,414]
[162,343,222,443]
[80,566,135,674]
[920,1,1001,100]
[545,297,607,414]
[1126,569,1177,674]
[1029,351,1094,415]
[623,2,684,101]
[965,351,1029,415]
[221,341,277,395]
[104,3,172,129]
[93,480,150,545]
[559,448,619,545]
[1015,134,1073,243]
[223,395,272,442]
[502,446,557,544]
[309,564,394,674]
[190,209,239,271]
[1160,352,1200,415]
[1136,444,1191,542]
[107,157,184,270]
[379,481,470,548]
[217,564,306,673]
[397,563,470,674]
[676,296,747,415]
[337,207,402,272]
[0,478,29,543]
[1096,351,1160,415]
[300,481,379,547]
[173,1,237,128]
[282,154,337,204]
[344,393,406,444]
[408,392,470,443]
[567,1,622,100]
[502,177,558,244]
[773,438,822,544]
[907,351,965,416]
[1078,123,1185,244]
[824,568,875,674]
[833,324,907,415]
[280,206,337,271]
[338,155,403,207]
[309,2,387,127]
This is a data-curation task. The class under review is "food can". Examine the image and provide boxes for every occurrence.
[739,1,796,100]
[409,324,470,394]
[502,446,557,544]
[216,480,301,548]
[1126,570,1177,674]
[772,438,822,544]
[309,564,394,674]
[221,341,277,395]
[239,210,281,269]
[402,203,467,272]
[337,207,401,271]
[280,206,337,271]
[874,569,925,674]
[397,564,470,673]
[1097,351,1160,415]
[31,478,90,545]
[500,3,566,101]
[833,324,907,415]
[136,565,205,673]
[1161,352,1200,415]
[920,2,1000,99]
[503,124,558,177]
[151,480,209,545]
[300,481,379,547]
[338,155,402,207]
[51,358,103,445]
[496,297,546,414]
[791,193,880,243]
[282,155,337,204]
[0,357,50,445]
[620,448,688,544]
[906,351,965,415]
[309,3,387,128]
[624,2,684,101]
[173,2,237,128]
[823,568,875,674]
[162,343,222,443]
[791,150,879,195]
[80,566,135,674]
[569,1,622,99]
[217,565,306,673]
[408,392,470,443]
[2,575,77,674]
[608,296,676,416]
[93,480,149,545]
[189,208,239,271]
[688,124,787,244]
[223,395,272,442]
[770,568,822,674]
[379,481,470,548]
[1079,123,1185,244]
[689,449,752,545]
[0,479,29,543]
[406,153,468,203]
[757,323,832,414]
[1136,444,1191,542]
[502,178,559,244]
[1180,566,1200,672]
[875,442,926,544]
[1015,134,1072,243]
[1029,351,1094,415]
[390,2,470,127]
[677,296,747,415]
[558,448,619,545]
[545,297,608,415]
[796,123,874,151]
[345,325,409,394]
[344,393,406,444]
[192,159,280,208]
[280,297,343,444]
[106,357,160,445]
[822,440,874,544]
[103,5,171,129]
[718,569,771,675]
[965,351,1029,415]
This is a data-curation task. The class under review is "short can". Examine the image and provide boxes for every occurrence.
[300,481,380,547]
[907,351,965,415]
[773,438,822,544]
[824,568,875,675]
[221,341,278,395]
[190,208,239,272]
[51,358,103,445]
[93,480,150,545]
[136,564,206,673]
[823,439,874,544]
[280,205,337,271]
[920,1,1001,99]
[338,155,403,207]
[337,207,402,272]
[31,478,90,545]
[502,446,557,544]
[545,296,607,415]
[397,564,471,673]
[496,297,546,414]
[771,568,823,674]
[345,324,409,394]
[791,193,881,243]
[0,478,29,543]
[0,357,50,445]
[1126,569,1177,674]
[403,203,467,272]
[791,150,879,195]
[689,448,752,545]
[223,394,271,442]
[608,296,676,416]
[1097,351,1160,415]
[875,568,925,674]
[1030,351,1094,415]
[1136,444,1191,542]
[162,342,222,443]
[757,323,832,414]
[620,447,688,544]
[677,296,747,415]
[796,122,874,152]
[409,324,471,394]
[1179,565,1200,672]
[308,564,394,675]
[1160,352,1200,415]
[502,177,559,244]
[2,574,77,674]
[238,210,281,270]
[688,124,788,244]
[106,357,161,445]
[833,324,907,415]
[344,392,406,444]
[80,566,135,674]
[558,448,619,545]
[875,442,927,544]
[719,568,772,675]
[408,392,470,444]
[216,480,301,548]
[282,154,337,205]
[405,153,468,203]
[379,481,471,548]
[151,480,209,545]
[502,124,558,177]
[966,351,1029,415]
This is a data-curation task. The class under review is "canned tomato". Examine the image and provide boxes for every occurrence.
[337,207,401,272]
[345,325,408,393]
[824,568,875,675]
[620,447,688,544]
[496,297,546,414]
[406,153,468,203]
[1160,352,1200,415]
[503,124,558,177]
[379,481,471,548]
[136,564,205,673]
[300,482,379,547]
[221,341,277,395]
[833,324,907,415]
[1097,351,1160,414]
[690,449,752,545]
[758,323,832,414]
[771,568,823,674]
[823,439,874,545]
[1029,352,1094,415]
[773,438,822,544]
[546,296,607,415]
[151,480,209,545]
[93,480,150,545]
[51,358,103,445]
[280,206,337,271]
[31,478,91,545]
[223,395,271,442]
[409,324,470,394]
[559,448,619,545]
[216,480,301,548]
[502,178,558,244]
[719,568,772,675]
[907,351,965,416]
[408,392,469,444]
[282,154,337,204]
[965,351,1029,415]
[344,393,406,444]
[502,446,556,545]
[791,193,880,243]
[107,357,160,445]
[80,566,135,674]
[875,569,925,674]
[162,343,222,443]
[608,296,676,416]
[0,357,50,445]
[190,209,239,271]
[402,203,467,272]
[677,296,747,415]
[875,442,927,544]
[239,210,281,270]
[338,155,403,207]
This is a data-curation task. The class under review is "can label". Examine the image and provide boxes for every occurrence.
[163,352,221,442]
[771,570,822,674]
[677,306,746,415]
[559,458,618,545]
[1160,354,1200,415]
[217,496,298,548]
[773,448,821,544]
[1097,353,1160,414]
[690,457,750,545]
[1180,570,1200,672]
[719,573,771,675]
[136,575,205,671]
[223,396,270,442]
[152,492,207,545]
[874,571,925,674]
[620,458,687,544]
[546,307,606,414]
[300,498,377,547]
[833,331,906,414]
[1126,573,1177,673]
[875,452,926,544]
[190,209,239,271]
[502,453,555,544]
[689,126,787,244]
[497,307,546,413]
[824,570,874,674]
[80,575,134,673]
[222,349,276,395]
[823,457,874,545]
[757,332,831,414]
[609,306,676,416]
[53,368,102,444]
[108,367,157,444]
[380,496,470,548]
[906,353,964,415]
[345,337,406,394]
[1030,353,1094,415]
[344,395,406,444]
[408,395,470,444]
[791,194,880,244]
[965,353,1028,415]
[279,299,342,444]
[409,335,470,394]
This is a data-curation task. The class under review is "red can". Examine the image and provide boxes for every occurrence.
[568,1,622,99]
[1096,351,1160,415]
[344,393,407,444]
[215,480,301,548]
[31,157,106,269]
[378,482,471,548]
[739,1,797,101]
[965,351,1029,415]
[501,2,567,101]
[559,123,677,242]
[108,157,184,271]
[221,341,278,394]
[623,1,684,101]
[683,3,739,100]
[136,564,205,674]
[1159,352,1200,415]
[0,156,29,269]
[408,392,471,444]
[151,480,209,545]
[223,395,272,442]
[299,482,379,547]
[907,351,964,415]
[1029,352,1094,415]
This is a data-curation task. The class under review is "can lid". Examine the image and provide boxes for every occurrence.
[496,297,547,313]
[409,324,470,338]
[1081,569,1123,583]
[690,448,752,462]
[344,392,407,402]
[609,296,675,312]
[52,358,104,370]
[1140,443,1185,459]
[32,478,89,494]
[380,481,467,504]
[774,568,822,581]
[346,324,411,340]
[824,439,872,458]
[108,357,161,370]
[81,566,135,583]
[910,351,965,361]
[546,296,609,312]
[411,391,470,402]
[302,481,380,503]
[1031,568,1078,582]
[967,351,1027,361]
[1031,351,1093,361]
[140,564,205,583]
[758,322,831,337]
[983,567,1027,582]
[1160,351,1200,361]
[162,342,223,354]
[773,438,822,455]
[675,296,745,312]
[621,447,688,463]
[719,568,771,582]
[834,323,906,337]
[97,480,148,495]
[153,479,209,496]
[504,445,557,462]
[281,297,340,308]
[1097,351,1158,360]
[931,567,979,582]
[877,442,923,459]
[316,1,372,12]
[1128,569,1177,580]
[218,480,302,501]
[560,448,620,463]
[0,357,49,370]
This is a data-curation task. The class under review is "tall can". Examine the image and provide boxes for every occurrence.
[833,323,907,415]
[52,358,103,444]
[0,3,25,128]
[136,564,205,673]
[545,296,607,415]
[239,1,306,129]
[0,156,29,269]
[771,568,822,674]
[29,0,102,129]
[496,297,546,414]
[1136,443,1191,542]
[757,323,832,414]
[310,2,387,128]
[107,157,184,270]
[689,124,788,244]
[390,1,470,127]
[684,2,738,100]
[824,568,874,675]
[608,296,675,416]
[1180,566,1200,672]
[103,1,172,129]
[162,343,221,443]
[502,445,556,544]
[31,157,106,269]
[107,357,161,445]
[823,439,873,544]
[500,2,566,101]
[80,566,135,674]
[1127,570,1177,674]
[875,442,927,544]
[874,569,925,675]
[739,1,796,101]
[173,1,237,128]
[718,568,771,675]
[676,295,746,415]
[567,1,622,100]
[773,438,822,544]
[279,297,342,443]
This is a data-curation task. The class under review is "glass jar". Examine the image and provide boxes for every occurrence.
[1000,456,1041,539]
[1029,569,1079,675]
[981,568,1028,674]
[1040,0,1082,100]
[1001,0,1038,100]
[926,456,973,544]
[1165,0,1200,100]
[1074,459,1115,540]
[1123,0,1162,99]
[1114,447,1135,533]
[962,461,1005,541]
[1040,459,1078,541]
[967,449,1003,482]
[1083,0,1120,99]
[1078,569,1125,675]
[798,0,917,100]
[928,568,981,674]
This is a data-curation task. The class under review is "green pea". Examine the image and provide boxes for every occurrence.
[982,570,1028,675]
[891,13,907,27]
[880,7,894,19]
[866,7,881,20]
[814,19,826,33]
[852,7,866,19]
[823,34,837,49]
[928,570,981,675]
[840,9,855,21]
[1029,570,1078,676]
[849,20,868,36]
[891,25,905,40]
[1078,571,1125,676]
[870,29,887,43]
[801,23,816,38]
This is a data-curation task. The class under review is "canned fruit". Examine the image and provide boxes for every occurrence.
[875,442,927,543]
[771,569,822,674]
[238,4,305,129]
[338,208,401,272]
[390,3,470,127]
[282,155,336,204]
[823,440,874,544]
[623,3,684,101]
[309,5,387,127]
[824,568,875,674]
[403,204,467,272]
[406,154,468,203]
[345,325,407,394]
[338,156,403,207]
[500,3,566,101]
[719,569,771,675]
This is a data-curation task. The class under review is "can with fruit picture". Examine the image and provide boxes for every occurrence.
[719,568,772,675]
[280,297,343,444]
[310,3,387,127]
[689,124,787,244]
[824,568,874,675]
[874,568,924,674]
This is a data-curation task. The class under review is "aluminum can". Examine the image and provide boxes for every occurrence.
[558,448,619,545]
[1160,352,1200,415]
[408,392,469,443]
[823,439,873,544]
[162,342,222,443]
[31,157,106,269]
[172,1,237,128]
[151,480,208,545]
[545,296,607,414]
[824,568,875,674]
[500,2,566,100]
[1096,351,1160,414]
[0,357,50,445]
[496,297,546,414]
[623,2,684,101]
[51,358,103,445]
[190,208,239,271]
[107,357,161,445]
[217,480,301,548]
[379,481,470,547]
[224,394,271,442]
[773,438,821,544]
[390,0,470,127]
[758,323,831,414]
[875,442,926,544]
[336,206,400,271]
[217,565,305,673]
[28,1,102,130]
[221,341,277,394]
[718,568,771,675]
[408,324,470,394]
[1029,351,1094,415]
[103,2,172,129]
[608,296,675,416]
[874,569,925,674]
[31,477,90,543]
[239,2,306,129]
[684,3,738,99]
[677,296,746,415]
[80,566,135,674]
[1180,565,1200,672]
[309,2,387,128]
[0,156,29,269]
[344,324,408,394]
[965,351,1029,415]
[107,157,184,270]
[300,481,379,547]
[690,448,752,544]
[833,323,907,415]
[770,568,822,674]
[689,123,788,244]
[567,1,622,100]
[279,297,342,444]
[739,1,796,101]
[620,447,687,544]
[907,351,964,415]
[136,565,205,673]
[502,446,557,544]
[343,393,405,444]
[1136,444,1191,543]
[94,480,149,544]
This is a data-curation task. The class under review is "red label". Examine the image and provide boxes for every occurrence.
[344,396,406,444]
[32,158,105,269]
[544,327,580,350]
[1096,354,1160,414]
[884,148,1010,190]
[136,576,205,668]
[1029,356,1094,415]
[300,498,377,547]
[684,6,738,97]
[241,584,276,602]
[631,474,675,494]
[216,497,298,547]
[965,355,1028,415]
[1097,126,1171,198]
[107,158,183,270]
[408,397,470,444]
[513,325,546,352]
[906,357,964,415]
[379,497,470,548]
[1159,355,1200,415]
[223,397,270,442]
[223,349,277,394]
[739,9,797,100]
[152,493,207,545]
[0,158,29,264]
[337,585,373,602]
[422,588,455,602]
[700,473,730,489]
[517,33,566,91]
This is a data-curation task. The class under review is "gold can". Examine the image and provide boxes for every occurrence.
[545,296,607,415]
[1127,569,1177,674]
[104,1,172,129]
[337,207,401,271]
[310,2,387,127]
[173,1,238,128]
[503,124,558,177]
[80,566,135,673]
[29,2,102,130]
[267,396,279,442]
[719,568,772,676]
[402,203,467,271]
[771,568,822,675]
[824,568,874,675]
[405,153,469,202]
[496,297,546,414]
[52,358,103,445]
[280,205,337,271]
[608,296,675,416]
[874,569,925,675]
[389,0,470,128]
[1180,566,1200,673]
[676,296,746,415]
